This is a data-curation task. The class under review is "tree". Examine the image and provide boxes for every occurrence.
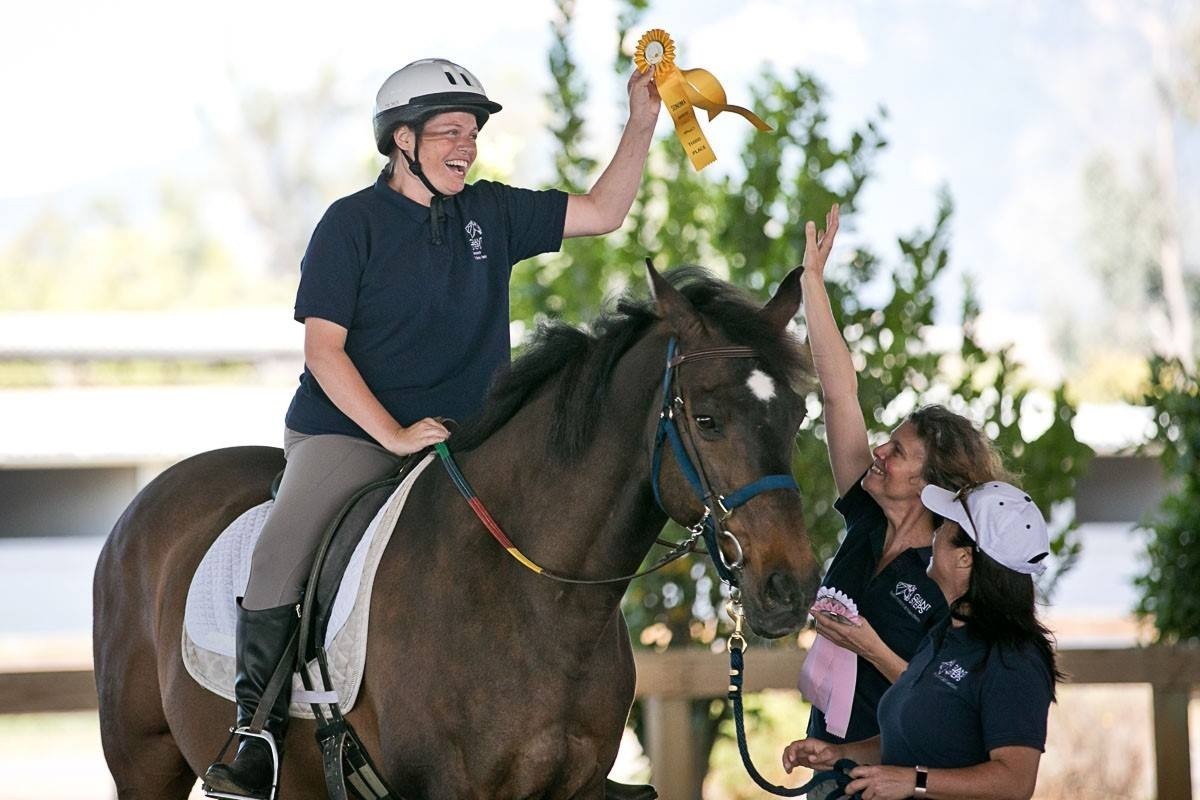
[199,67,374,279]
[1072,5,1200,397]
[531,1,1093,788]
[1074,5,1200,645]
[0,186,289,312]
[0,70,369,313]
[1135,356,1200,640]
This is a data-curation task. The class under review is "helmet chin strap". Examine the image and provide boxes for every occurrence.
[398,139,446,246]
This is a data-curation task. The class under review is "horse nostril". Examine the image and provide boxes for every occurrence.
[764,572,799,610]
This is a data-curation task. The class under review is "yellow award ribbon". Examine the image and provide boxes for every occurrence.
[634,28,772,171]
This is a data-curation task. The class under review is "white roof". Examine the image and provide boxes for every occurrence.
[0,310,301,467]
[0,385,295,468]
[0,309,301,360]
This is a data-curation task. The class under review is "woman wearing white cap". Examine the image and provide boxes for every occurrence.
[792,204,1008,765]
[203,58,660,798]
[783,482,1063,799]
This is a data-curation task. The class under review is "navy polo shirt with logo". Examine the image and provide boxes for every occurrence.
[286,174,568,440]
[876,619,1053,767]
[806,475,949,743]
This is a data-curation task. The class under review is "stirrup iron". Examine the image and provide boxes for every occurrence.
[202,726,281,800]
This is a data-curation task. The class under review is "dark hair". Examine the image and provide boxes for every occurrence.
[949,524,1065,696]
[908,404,1008,491]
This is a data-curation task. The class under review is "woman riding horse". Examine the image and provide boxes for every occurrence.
[197,57,659,798]
[94,264,822,799]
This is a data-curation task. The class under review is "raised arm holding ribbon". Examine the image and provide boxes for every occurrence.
[563,67,661,237]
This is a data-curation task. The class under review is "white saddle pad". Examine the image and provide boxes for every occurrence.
[181,454,434,717]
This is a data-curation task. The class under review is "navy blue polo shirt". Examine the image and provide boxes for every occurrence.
[806,476,949,743]
[286,175,568,440]
[877,619,1053,768]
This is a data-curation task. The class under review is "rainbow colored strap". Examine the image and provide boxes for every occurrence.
[434,442,545,575]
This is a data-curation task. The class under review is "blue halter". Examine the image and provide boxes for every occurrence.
[650,338,800,586]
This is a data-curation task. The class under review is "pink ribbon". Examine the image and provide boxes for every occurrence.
[797,588,860,738]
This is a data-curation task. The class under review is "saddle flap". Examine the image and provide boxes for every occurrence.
[307,482,399,659]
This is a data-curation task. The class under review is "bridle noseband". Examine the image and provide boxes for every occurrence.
[650,338,800,587]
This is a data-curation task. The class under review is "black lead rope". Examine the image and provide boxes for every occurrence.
[725,603,862,800]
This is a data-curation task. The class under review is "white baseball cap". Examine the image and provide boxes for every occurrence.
[920,482,1050,575]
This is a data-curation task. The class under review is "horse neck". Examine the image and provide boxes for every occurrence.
[450,331,669,584]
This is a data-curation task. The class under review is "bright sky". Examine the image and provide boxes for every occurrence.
[2,0,1195,364]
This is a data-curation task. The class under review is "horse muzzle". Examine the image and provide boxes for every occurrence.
[739,568,817,639]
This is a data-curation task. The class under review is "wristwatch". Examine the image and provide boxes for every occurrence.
[914,765,929,797]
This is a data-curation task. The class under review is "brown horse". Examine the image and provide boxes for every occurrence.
[93,263,822,799]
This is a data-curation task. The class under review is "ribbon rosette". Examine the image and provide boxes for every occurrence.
[796,587,861,738]
[634,28,772,171]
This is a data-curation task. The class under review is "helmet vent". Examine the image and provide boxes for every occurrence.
[444,71,458,85]
[459,72,474,86]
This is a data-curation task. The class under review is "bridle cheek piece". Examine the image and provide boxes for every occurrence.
[650,338,800,587]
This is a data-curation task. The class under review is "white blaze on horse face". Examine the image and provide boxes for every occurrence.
[746,369,776,402]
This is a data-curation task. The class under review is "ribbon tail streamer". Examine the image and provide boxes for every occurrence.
[681,68,773,132]
[655,65,717,171]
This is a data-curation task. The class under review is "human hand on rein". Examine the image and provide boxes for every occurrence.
[844,764,918,800]
[388,417,450,456]
[782,737,842,773]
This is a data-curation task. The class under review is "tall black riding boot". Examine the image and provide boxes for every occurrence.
[203,600,299,800]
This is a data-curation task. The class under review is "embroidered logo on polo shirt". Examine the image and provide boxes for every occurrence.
[892,581,933,619]
[935,659,969,688]
[465,220,487,261]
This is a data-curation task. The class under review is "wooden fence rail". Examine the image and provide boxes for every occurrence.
[632,646,1200,800]
[2,645,1196,799]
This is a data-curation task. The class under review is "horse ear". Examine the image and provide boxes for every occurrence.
[645,258,705,340]
[761,266,804,334]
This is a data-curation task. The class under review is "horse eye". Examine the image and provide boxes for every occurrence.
[694,415,717,431]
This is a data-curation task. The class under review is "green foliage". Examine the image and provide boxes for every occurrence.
[0,66,368,314]
[530,3,1093,660]
[1135,357,1200,641]
[0,194,293,312]
[612,0,649,76]
[546,0,598,195]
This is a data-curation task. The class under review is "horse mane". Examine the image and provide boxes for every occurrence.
[450,267,811,460]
